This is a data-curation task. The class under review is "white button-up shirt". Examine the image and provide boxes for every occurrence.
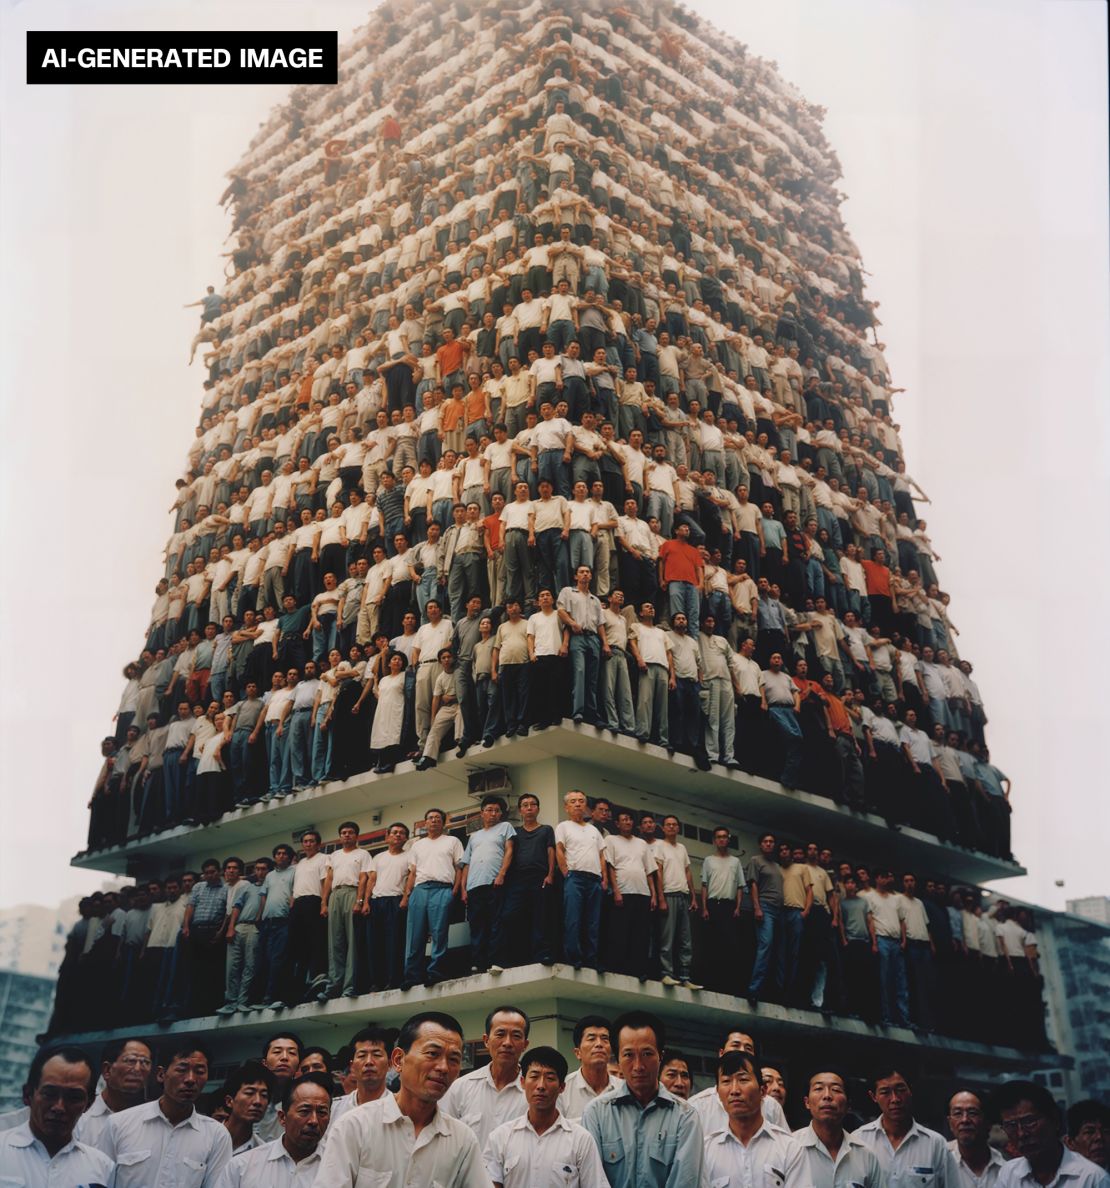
[947,1140,1005,1188]
[854,1119,958,1188]
[216,1137,325,1188]
[793,1124,884,1188]
[73,1093,116,1148]
[996,1147,1110,1188]
[691,1088,787,1138]
[97,1099,233,1188]
[702,1121,806,1188]
[483,1111,608,1188]
[0,1121,114,1188]
[314,1092,491,1188]
[556,1069,624,1121]
[441,1065,527,1150]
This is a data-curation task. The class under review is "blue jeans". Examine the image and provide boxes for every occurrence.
[667,581,699,635]
[569,633,601,721]
[230,729,254,803]
[538,448,570,497]
[747,904,782,997]
[286,708,313,788]
[877,935,910,1025]
[311,720,332,784]
[265,720,285,796]
[312,615,337,665]
[768,706,804,787]
[368,895,404,989]
[562,871,602,968]
[404,881,454,984]
[782,906,805,996]
[644,490,674,538]
[163,747,185,822]
[258,918,289,1002]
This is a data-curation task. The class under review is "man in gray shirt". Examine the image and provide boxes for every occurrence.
[838,874,877,1022]
[253,843,296,1010]
[229,681,264,807]
[745,832,785,1007]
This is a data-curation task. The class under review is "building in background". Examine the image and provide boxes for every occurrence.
[0,899,79,979]
[0,970,57,1112]
[54,0,1066,1128]
[1066,896,1110,927]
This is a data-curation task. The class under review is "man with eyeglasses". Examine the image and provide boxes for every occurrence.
[947,1090,1004,1188]
[73,1038,153,1146]
[855,1067,958,1188]
[0,1044,114,1187]
[994,1081,1110,1188]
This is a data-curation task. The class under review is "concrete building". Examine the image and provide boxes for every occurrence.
[0,970,57,1113]
[0,899,78,980]
[1066,896,1110,927]
[60,0,1062,1129]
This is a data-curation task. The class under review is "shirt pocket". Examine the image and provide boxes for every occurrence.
[462,1112,485,1135]
[600,1135,626,1169]
[764,1165,786,1188]
[711,1179,731,1188]
[550,1164,581,1187]
[354,1170,394,1188]
[180,1156,209,1188]
[114,1149,154,1176]
[649,1130,678,1168]
[909,1167,937,1188]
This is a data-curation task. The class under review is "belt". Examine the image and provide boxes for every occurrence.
[292,706,312,713]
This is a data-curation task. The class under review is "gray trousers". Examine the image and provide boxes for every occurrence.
[704,677,736,762]
[660,891,693,980]
[603,649,635,732]
[423,704,460,759]
[635,663,669,746]
[327,885,358,995]
[225,922,259,1008]
[415,662,437,746]
[503,529,534,605]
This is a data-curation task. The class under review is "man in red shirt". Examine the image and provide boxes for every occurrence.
[483,492,506,606]
[658,522,704,634]
[860,546,894,635]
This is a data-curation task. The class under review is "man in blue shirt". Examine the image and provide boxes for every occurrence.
[253,843,296,1010]
[460,795,516,974]
[582,1010,704,1188]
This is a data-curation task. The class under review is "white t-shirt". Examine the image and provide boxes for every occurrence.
[408,833,464,886]
[371,849,410,898]
[657,841,691,895]
[555,820,605,876]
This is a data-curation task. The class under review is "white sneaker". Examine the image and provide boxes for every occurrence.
[489,964,504,974]
[661,975,680,987]
[682,979,703,991]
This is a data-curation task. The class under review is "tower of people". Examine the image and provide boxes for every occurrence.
[67,0,1040,1096]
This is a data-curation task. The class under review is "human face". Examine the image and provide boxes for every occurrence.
[762,1066,787,1105]
[228,1079,270,1126]
[718,1059,763,1122]
[948,1092,988,1148]
[523,1062,563,1112]
[1069,1116,1108,1167]
[871,1073,913,1127]
[394,1022,464,1105]
[339,825,358,849]
[617,1026,660,1103]
[660,1059,692,1099]
[297,1052,329,1076]
[159,1050,209,1106]
[574,1025,612,1069]
[27,1056,90,1148]
[104,1041,153,1097]
[806,1072,848,1124]
[1000,1099,1058,1162]
[280,1082,331,1153]
[480,800,503,828]
[351,1041,391,1094]
[564,791,587,822]
[484,1011,529,1069]
[424,809,445,837]
[265,1037,301,1082]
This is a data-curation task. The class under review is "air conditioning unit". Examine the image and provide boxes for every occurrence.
[467,766,513,799]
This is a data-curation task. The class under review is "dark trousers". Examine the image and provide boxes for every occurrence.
[466,884,504,971]
[366,895,404,989]
[843,938,879,1022]
[905,938,936,1030]
[702,899,740,991]
[288,895,327,997]
[530,655,564,727]
[668,676,705,759]
[562,870,602,967]
[256,918,290,1003]
[499,665,531,735]
[187,923,226,1017]
[608,893,650,979]
[497,877,553,965]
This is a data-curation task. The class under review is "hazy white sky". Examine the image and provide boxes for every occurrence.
[1,0,1106,912]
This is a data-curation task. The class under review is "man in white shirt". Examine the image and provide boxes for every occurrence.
[603,810,658,982]
[400,807,464,988]
[868,869,911,1027]
[657,813,702,990]
[558,1016,623,1121]
[315,1011,491,1188]
[946,1089,1005,1188]
[484,1047,607,1188]
[442,1006,529,1150]
[217,1071,332,1188]
[97,1040,233,1188]
[855,1068,958,1188]
[630,601,673,747]
[703,1050,806,1187]
[330,1027,393,1126]
[555,790,608,973]
[0,1045,115,1188]
[795,1068,883,1188]
[73,1038,153,1147]
[690,1028,788,1136]
[994,1080,1110,1188]
[364,822,411,991]
[318,821,372,1002]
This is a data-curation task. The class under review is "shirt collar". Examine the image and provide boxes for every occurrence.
[145,1099,202,1130]
[380,1092,452,1138]
[714,1120,775,1147]
[512,1111,574,1135]
[1015,1148,1090,1183]
[612,1083,680,1110]
[799,1125,867,1153]
[7,1122,81,1157]
[267,1138,322,1164]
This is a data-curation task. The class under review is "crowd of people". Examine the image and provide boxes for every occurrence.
[55,794,1046,1048]
[6,1019,1108,1188]
[90,0,1009,870]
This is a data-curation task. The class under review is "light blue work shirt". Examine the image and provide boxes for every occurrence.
[259,867,295,920]
[460,821,517,890]
[581,1082,705,1188]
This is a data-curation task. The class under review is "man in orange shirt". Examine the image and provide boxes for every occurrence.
[657,521,704,634]
[434,326,471,394]
[820,672,865,809]
[860,546,894,635]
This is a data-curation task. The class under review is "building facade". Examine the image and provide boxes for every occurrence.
[59,0,1058,1128]
[0,970,57,1113]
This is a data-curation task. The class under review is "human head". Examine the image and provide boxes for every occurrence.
[612,1011,664,1103]
[22,1045,95,1152]
[660,1051,692,1100]
[392,1012,466,1105]
[992,1080,1063,1163]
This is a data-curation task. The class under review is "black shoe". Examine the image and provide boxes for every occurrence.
[414,758,435,771]
[399,981,414,992]
[725,760,743,771]
[746,995,759,1009]
[456,744,469,758]
[695,753,711,771]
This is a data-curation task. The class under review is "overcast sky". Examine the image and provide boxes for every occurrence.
[1,0,1106,913]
